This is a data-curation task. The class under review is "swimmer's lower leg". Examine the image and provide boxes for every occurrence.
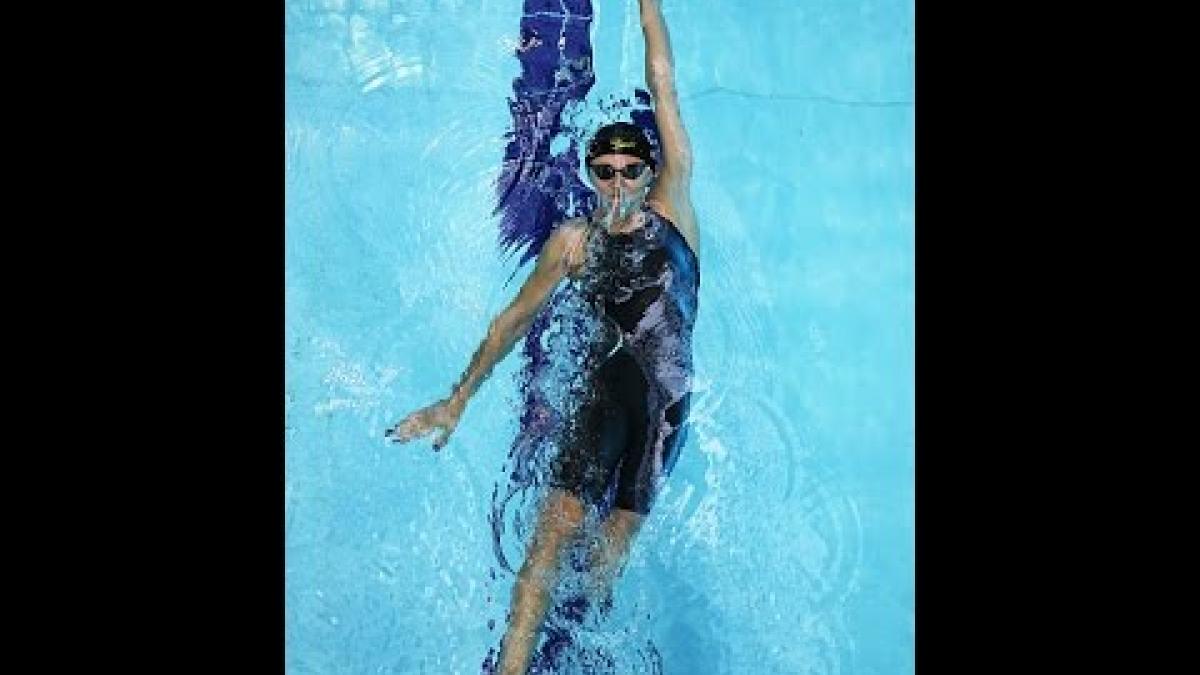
[585,508,645,607]
[498,565,556,674]
[497,489,585,675]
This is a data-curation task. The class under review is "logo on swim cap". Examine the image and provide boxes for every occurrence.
[587,122,656,169]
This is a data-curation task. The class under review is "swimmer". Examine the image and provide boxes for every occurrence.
[387,2,699,673]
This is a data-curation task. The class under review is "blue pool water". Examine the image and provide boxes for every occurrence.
[285,0,914,672]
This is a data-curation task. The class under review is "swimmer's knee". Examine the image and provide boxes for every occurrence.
[608,508,645,538]
[532,487,588,547]
[591,508,645,558]
[520,491,589,580]
[541,488,587,536]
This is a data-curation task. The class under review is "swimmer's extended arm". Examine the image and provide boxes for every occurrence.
[387,224,582,450]
[639,0,700,255]
[640,0,692,186]
[447,234,568,408]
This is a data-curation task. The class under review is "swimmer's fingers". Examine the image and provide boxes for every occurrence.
[388,401,461,450]
[386,407,435,443]
[606,188,620,227]
[431,423,455,452]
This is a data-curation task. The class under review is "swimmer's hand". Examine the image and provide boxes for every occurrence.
[601,185,640,231]
[386,398,463,451]
[602,186,620,229]
[615,184,637,221]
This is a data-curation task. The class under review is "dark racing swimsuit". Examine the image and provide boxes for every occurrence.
[549,203,700,514]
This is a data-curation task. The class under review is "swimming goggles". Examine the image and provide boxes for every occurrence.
[589,163,647,180]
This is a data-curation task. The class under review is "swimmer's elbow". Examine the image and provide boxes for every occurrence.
[494,308,534,346]
[510,313,535,341]
[490,313,516,344]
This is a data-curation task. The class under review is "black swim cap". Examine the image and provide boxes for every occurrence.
[586,122,656,169]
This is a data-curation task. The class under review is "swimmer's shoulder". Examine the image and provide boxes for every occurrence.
[552,216,592,278]
[559,216,590,235]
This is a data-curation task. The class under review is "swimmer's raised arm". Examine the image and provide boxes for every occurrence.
[387,221,588,450]
[639,0,700,256]
[640,0,692,187]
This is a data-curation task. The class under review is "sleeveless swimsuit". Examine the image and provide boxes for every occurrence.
[548,203,700,514]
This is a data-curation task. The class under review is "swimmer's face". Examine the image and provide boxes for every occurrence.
[587,153,655,205]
